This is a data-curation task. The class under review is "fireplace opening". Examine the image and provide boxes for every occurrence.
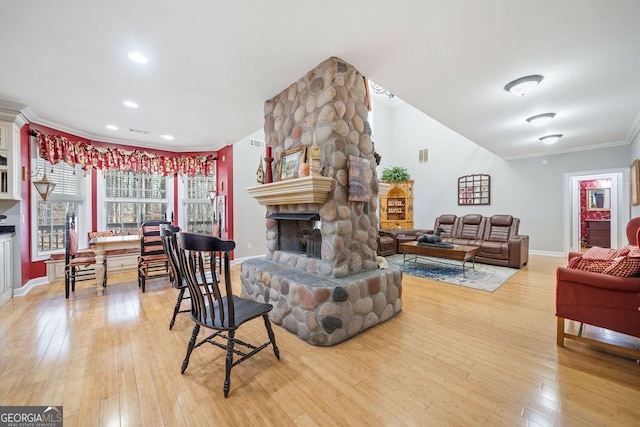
[267,213,322,259]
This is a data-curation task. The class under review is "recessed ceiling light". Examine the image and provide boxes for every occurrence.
[160,135,174,141]
[526,113,556,127]
[539,134,563,145]
[106,124,119,130]
[504,75,544,96]
[123,100,139,108]
[128,52,148,64]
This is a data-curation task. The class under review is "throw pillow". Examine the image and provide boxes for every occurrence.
[567,256,612,273]
[582,246,629,260]
[626,245,640,257]
[602,256,640,277]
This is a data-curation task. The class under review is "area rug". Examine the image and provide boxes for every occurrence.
[385,254,519,292]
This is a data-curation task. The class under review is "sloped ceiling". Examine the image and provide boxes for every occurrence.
[0,0,639,159]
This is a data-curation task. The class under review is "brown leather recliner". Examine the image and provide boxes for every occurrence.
[377,232,397,256]
[476,214,529,268]
[433,214,457,238]
[441,214,486,246]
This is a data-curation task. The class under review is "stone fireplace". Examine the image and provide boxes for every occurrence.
[241,57,403,346]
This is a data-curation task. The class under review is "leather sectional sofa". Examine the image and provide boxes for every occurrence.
[378,214,529,268]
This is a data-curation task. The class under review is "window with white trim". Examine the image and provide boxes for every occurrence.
[180,174,216,234]
[32,158,88,259]
[103,170,170,233]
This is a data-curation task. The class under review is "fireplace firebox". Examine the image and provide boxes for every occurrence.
[266,213,321,259]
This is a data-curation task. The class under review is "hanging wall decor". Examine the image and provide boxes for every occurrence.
[458,174,491,205]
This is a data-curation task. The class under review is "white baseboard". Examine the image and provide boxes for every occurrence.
[529,249,565,258]
[231,254,266,265]
[13,276,49,297]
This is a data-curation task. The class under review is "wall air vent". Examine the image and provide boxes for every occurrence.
[419,148,428,163]
[250,139,265,149]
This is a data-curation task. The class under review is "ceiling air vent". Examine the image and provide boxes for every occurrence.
[129,128,150,134]
[250,139,265,149]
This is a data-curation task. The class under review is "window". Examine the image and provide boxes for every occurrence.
[180,174,216,234]
[31,157,88,259]
[103,170,170,233]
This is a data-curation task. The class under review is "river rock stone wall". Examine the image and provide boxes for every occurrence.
[241,57,403,346]
[240,258,403,346]
[263,57,380,278]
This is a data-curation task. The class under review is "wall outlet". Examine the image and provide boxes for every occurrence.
[248,242,252,249]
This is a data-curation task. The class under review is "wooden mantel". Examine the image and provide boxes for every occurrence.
[246,176,334,206]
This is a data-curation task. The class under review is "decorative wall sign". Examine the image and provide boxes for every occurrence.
[348,155,372,202]
[458,174,490,205]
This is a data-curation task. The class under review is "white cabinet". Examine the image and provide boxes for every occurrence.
[0,234,13,307]
[0,121,21,201]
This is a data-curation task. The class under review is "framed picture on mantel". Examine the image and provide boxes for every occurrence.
[279,146,306,181]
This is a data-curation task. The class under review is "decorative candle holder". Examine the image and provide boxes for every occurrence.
[264,157,274,183]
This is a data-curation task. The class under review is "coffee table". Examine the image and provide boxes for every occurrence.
[400,241,478,277]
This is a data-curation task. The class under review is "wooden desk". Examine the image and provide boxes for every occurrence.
[90,235,140,296]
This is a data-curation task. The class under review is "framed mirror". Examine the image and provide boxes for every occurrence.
[586,187,611,211]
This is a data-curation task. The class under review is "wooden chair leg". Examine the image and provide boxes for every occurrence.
[65,272,70,299]
[181,324,200,374]
[224,330,235,398]
[557,317,565,347]
[170,288,186,330]
[263,314,280,359]
[103,261,108,287]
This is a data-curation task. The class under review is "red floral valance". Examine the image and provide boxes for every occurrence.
[33,131,216,177]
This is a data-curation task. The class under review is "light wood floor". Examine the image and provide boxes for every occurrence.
[1,255,639,426]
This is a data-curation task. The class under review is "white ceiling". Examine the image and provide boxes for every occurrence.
[1,0,639,159]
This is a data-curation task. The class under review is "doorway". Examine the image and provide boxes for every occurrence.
[565,170,628,254]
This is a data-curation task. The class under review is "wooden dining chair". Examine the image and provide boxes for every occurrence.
[64,212,104,298]
[138,220,171,292]
[176,232,280,397]
[161,224,187,329]
[161,224,218,329]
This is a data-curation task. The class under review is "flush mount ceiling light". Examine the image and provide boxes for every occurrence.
[160,135,174,141]
[526,113,556,127]
[539,134,563,145]
[127,52,148,64]
[504,74,544,96]
[123,100,138,108]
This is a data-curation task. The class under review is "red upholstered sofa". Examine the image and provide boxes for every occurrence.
[555,217,640,359]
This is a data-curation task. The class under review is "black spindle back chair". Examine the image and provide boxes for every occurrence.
[176,232,280,397]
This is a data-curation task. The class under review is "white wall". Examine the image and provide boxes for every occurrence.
[232,129,268,259]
